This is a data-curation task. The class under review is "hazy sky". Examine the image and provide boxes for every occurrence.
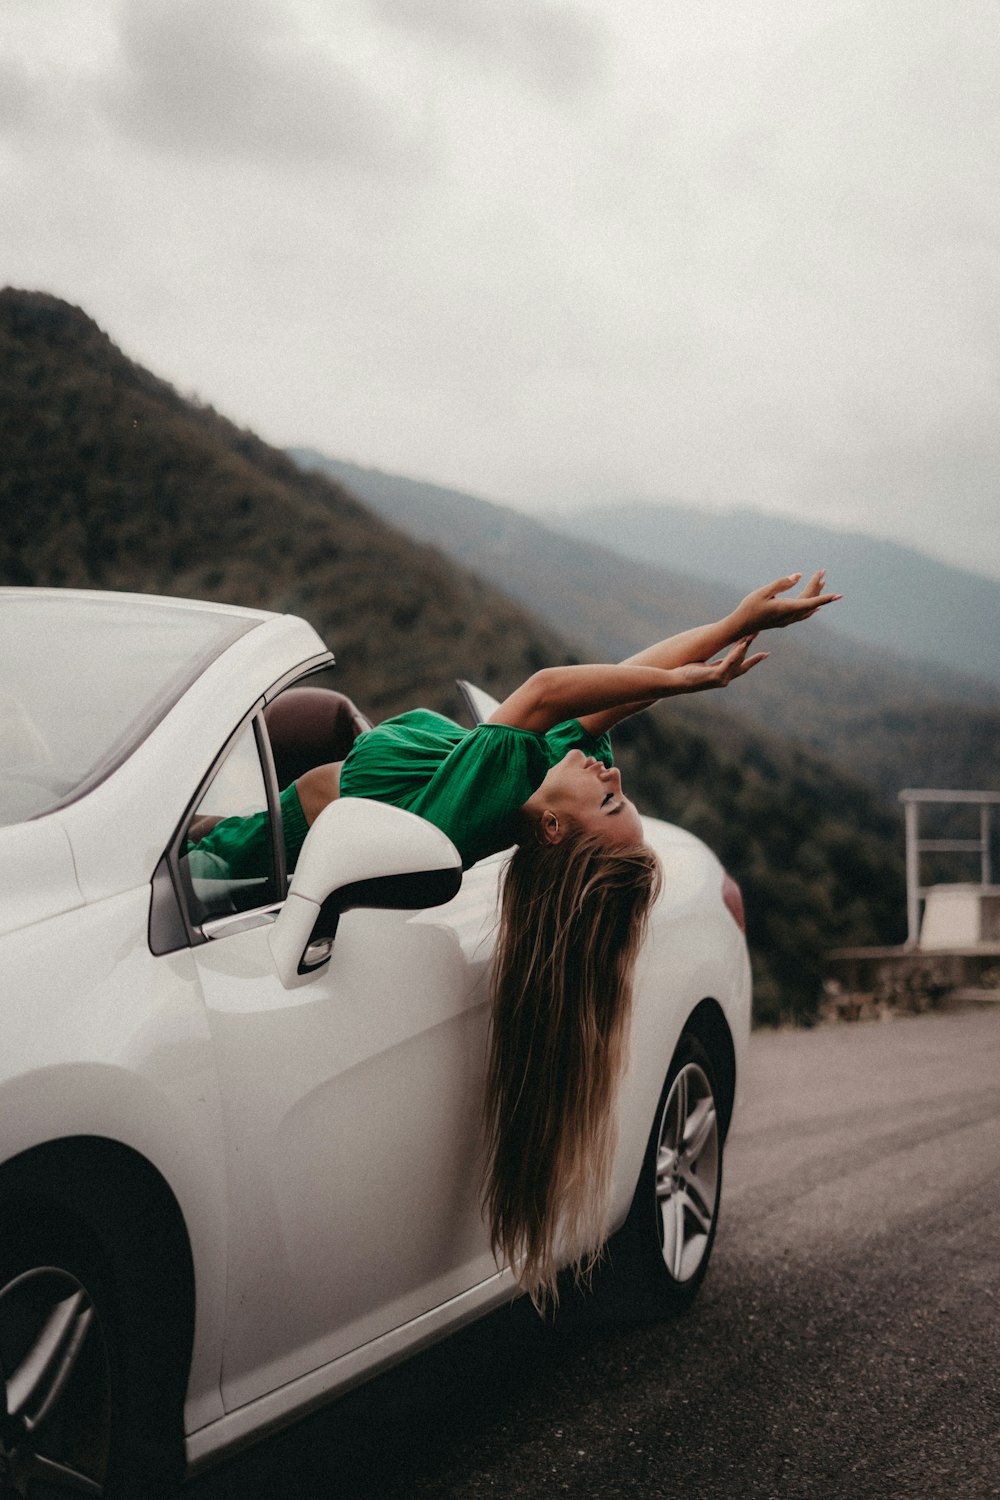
[2,0,999,579]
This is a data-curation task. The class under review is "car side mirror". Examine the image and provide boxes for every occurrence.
[268,798,462,989]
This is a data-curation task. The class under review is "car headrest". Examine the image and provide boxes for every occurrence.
[263,687,371,789]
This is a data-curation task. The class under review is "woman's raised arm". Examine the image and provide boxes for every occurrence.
[488,571,840,736]
[487,639,765,734]
[619,571,838,671]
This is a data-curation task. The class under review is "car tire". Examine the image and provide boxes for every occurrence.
[0,1214,183,1499]
[597,1033,724,1319]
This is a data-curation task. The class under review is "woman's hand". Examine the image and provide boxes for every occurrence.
[674,636,769,693]
[734,571,841,635]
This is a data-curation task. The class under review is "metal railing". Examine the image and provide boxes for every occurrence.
[900,789,1000,947]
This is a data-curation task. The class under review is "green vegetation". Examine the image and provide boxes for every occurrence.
[608,710,903,1025]
[0,288,906,1023]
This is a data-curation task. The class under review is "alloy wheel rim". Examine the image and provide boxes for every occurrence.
[654,1061,720,1283]
[0,1266,111,1497]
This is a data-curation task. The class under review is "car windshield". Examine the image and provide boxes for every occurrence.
[0,593,263,826]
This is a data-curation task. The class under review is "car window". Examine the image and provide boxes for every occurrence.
[180,721,278,926]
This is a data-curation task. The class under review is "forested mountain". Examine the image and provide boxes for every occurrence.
[1,288,906,1022]
[292,452,1000,800]
[0,291,568,719]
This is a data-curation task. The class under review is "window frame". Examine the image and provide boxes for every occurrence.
[150,702,283,954]
[148,654,337,957]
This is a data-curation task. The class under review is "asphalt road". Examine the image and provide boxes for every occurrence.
[189,1006,1000,1500]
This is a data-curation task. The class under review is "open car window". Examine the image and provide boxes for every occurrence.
[159,678,373,951]
[180,720,278,926]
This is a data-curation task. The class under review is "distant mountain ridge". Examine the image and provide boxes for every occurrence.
[557,499,1000,688]
[291,451,1000,800]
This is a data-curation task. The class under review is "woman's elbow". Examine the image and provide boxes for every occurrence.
[526,668,571,725]
[491,669,558,732]
[526,668,558,708]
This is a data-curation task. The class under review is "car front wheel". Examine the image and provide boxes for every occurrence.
[603,1033,724,1316]
[0,1220,180,1499]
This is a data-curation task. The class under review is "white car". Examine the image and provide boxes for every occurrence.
[0,588,751,1496]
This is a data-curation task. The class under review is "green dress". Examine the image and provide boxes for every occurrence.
[189,710,613,880]
[338,710,614,869]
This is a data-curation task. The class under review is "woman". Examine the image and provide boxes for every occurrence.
[293,570,837,854]
[199,570,839,1301]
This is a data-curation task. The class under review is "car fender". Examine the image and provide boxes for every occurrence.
[0,885,230,1432]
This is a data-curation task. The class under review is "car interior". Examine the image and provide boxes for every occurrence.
[263,684,372,789]
[177,683,373,925]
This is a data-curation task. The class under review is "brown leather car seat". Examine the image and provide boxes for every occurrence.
[263,687,371,790]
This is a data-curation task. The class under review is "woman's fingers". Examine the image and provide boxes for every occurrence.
[740,651,769,672]
[725,634,754,663]
[798,569,826,598]
[731,635,768,675]
[685,635,769,691]
[716,636,767,681]
[777,572,841,623]
[796,591,841,613]
[759,573,802,599]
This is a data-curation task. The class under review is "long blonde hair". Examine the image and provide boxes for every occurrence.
[483,830,661,1307]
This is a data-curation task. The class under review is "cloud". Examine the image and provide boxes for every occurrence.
[2,0,997,582]
[369,0,610,102]
[0,56,35,135]
[0,44,98,150]
[832,417,1000,578]
[101,0,417,171]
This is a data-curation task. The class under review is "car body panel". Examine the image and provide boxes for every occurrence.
[184,819,750,1468]
[0,885,230,1432]
[196,888,499,1408]
[0,819,83,937]
[0,589,752,1475]
[186,1259,519,1471]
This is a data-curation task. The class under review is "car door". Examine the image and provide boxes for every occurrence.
[178,707,503,1412]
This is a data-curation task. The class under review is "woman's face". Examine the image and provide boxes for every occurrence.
[539,749,644,845]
